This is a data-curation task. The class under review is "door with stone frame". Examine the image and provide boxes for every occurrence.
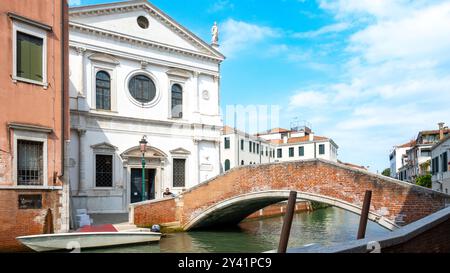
[130,168,156,204]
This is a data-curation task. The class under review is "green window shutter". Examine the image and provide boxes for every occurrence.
[30,38,43,81]
[17,33,31,79]
[16,32,43,82]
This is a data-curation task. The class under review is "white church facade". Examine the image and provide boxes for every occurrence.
[68,0,225,214]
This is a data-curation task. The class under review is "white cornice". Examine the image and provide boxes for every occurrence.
[69,0,225,60]
[69,41,220,77]
[69,22,223,64]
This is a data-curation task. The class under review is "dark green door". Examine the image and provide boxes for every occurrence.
[130,168,156,204]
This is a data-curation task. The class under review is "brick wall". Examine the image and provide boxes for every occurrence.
[246,201,312,220]
[133,160,450,230]
[383,218,450,253]
[134,198,177,227]
[0,190,61,252]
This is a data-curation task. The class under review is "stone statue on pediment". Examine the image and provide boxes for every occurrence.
[211,22,219,45]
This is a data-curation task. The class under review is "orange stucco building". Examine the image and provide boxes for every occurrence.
[0,0,69,251]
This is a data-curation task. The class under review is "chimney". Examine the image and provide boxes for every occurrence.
[283,136,288,144]
[309,132,314,142]
[438,122,445,140]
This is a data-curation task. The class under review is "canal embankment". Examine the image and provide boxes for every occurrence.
[287,205,450,253]
[244,201,330,222]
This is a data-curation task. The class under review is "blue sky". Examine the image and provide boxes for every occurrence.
[69,0,450,173]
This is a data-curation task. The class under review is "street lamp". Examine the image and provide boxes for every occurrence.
[139,136,148,202]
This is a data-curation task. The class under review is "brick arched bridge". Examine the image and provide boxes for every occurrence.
[130,159,450,231]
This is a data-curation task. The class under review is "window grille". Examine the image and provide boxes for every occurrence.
[173,159,186,188]
[96,154,113,187]
[17,140,43,185]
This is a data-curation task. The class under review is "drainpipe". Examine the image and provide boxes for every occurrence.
[60,0,70,231]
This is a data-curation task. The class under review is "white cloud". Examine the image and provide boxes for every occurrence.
[287,0,450,171]
[349,3,450,64]
[289,91,329,109]
[292,22,350,39]
[68,0,82,6]
[318,0,416,20]
[208,0,234,13]
[220,19,280,57]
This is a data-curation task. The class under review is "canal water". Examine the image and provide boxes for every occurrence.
[86,207,390,253]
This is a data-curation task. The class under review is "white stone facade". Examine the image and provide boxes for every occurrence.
[68,1,224,214]
[431,137,450,194]
[221,126,338,171]
[389,142,413,180]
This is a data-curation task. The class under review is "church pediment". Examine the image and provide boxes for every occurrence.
[166,68,192,79]
[121,145,168,159]
[170,147,191,155]
[69,0,224,61]
[88,53,120,65]
[91,142,118,151]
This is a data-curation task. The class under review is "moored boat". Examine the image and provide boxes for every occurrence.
[16,224,161,252]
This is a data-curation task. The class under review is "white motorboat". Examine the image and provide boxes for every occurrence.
[16,224,162,252]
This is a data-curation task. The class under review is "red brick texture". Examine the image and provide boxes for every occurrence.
[134,198,177,227]
[246,201,312,220]
[0,189,62,252]
[383,218,450,253]
[133,160,450,229]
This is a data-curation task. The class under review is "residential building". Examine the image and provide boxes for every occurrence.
[258,125,338,163]
[68,0,224,214]
[431,135,450,194]
[389,140,415,179]
[221,126,276,171]
[221,125,338,171]
[0,0,70,250]
[397,123,449,183]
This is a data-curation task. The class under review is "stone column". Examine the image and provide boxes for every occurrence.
[193,138,200,186]
[77,129,87,196]
[192,71,200,121]
[75,47,86,97]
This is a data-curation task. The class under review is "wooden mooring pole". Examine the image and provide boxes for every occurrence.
[278,191,297,253]
[357,190,372,240]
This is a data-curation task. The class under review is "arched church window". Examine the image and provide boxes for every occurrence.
[171,84,183,118]
[96,71,111,110]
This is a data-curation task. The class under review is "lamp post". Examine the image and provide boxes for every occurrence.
[139,136,148,202]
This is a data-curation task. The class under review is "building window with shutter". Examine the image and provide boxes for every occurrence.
[443,152,448,173]
[173,159,186,188]
[299,146,305,157]
[224,159,231,171]
[12,20,48,86]
[319,144,325,155]
[16,32,43,82]
[224,137,230,149]
[289,147,294,157]
[277,148,283,158]
[95,154,113,188]
[241,139,244,151]
[17,140,44,186]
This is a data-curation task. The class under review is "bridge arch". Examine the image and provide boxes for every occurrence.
[183,190,399,231]
[131,159,450,231]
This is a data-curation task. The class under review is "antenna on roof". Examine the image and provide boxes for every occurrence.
[290,117,311,132]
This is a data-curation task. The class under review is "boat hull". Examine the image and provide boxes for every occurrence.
[17,232,161,252]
